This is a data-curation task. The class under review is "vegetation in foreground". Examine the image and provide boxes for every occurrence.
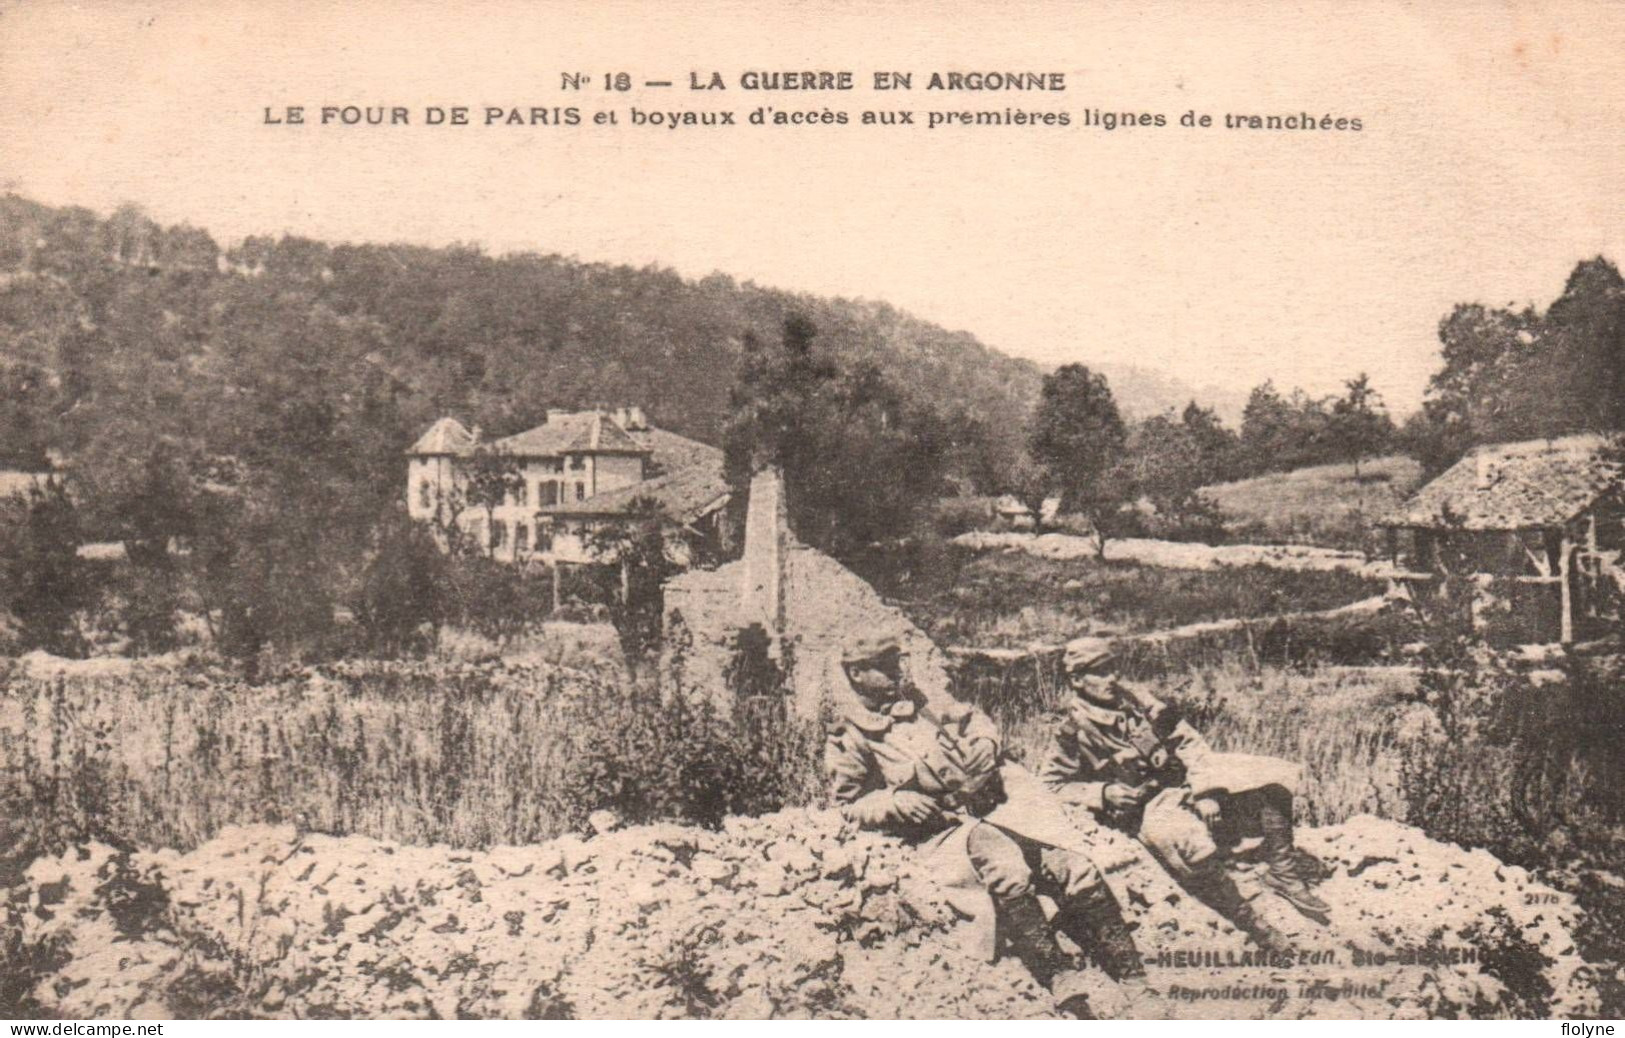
[0,646,821,855]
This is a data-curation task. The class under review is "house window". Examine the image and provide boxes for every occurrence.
[515,522,529,553]
[535,523,554,553]
[569,454,586,471]
[539,481,558,506]
[575,482,586,501]
[554,458,565,474]
[418,481,433,510]
[515,481,529,506]
[491,520,506,549]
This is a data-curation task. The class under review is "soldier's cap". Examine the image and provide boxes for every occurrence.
[1063,637,1117,674]
[841,634,905,668]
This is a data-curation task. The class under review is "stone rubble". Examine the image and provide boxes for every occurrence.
[7,806,1601,1019]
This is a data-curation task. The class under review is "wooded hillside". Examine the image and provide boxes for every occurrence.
[0,194,1041,484]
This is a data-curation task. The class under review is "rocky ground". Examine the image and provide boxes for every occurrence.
[4,804,1602,1019]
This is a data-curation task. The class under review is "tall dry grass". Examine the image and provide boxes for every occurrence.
[996,660,1416,827]
[0,649,822,853]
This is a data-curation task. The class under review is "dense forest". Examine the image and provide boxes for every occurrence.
[0,194,1042,486]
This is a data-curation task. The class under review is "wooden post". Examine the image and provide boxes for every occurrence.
[1558,532,1573,644]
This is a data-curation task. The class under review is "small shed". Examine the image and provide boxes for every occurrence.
[1379,434,1623,644]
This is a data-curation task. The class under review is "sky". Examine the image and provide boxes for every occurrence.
[3,0,1623,415]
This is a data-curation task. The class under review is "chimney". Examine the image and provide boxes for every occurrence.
[741,468,787,641]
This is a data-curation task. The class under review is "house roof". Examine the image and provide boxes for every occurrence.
[407,417,476,456]
[408,410,728,522]
[487,410,649,456]
[629,426,723,479]
[541,460,730,525]
[1382,434,1619,530]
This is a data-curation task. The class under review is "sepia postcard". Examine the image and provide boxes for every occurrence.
[1,0,1623,1024]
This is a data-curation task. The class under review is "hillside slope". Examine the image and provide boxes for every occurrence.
[1202,455,1425,551]
[0,194,1040,474]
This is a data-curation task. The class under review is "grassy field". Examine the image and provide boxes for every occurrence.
[1202,454,1425,551]
[0,649,1416,861]
[0,650,823,853]
[888,545,1387,649]
[991,659,1415,827]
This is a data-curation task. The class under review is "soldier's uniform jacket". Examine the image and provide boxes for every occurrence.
[826,693,1003,834]
[1042,679,1299,830]
[1040,681,1214,826]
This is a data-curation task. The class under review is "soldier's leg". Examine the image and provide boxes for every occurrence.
[1227,785,1330,919]
[965,822,1071,989]
[1027,842,1145,981]
[1137,791,1291,955]
[1225,785,1296,873]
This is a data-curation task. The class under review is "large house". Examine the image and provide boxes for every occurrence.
[407,407,730,566]
[1380,434,1623,645]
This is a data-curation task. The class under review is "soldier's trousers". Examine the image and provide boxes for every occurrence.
[964,820,1104,902]
[1137,783,1296,879]
[964,821,1142,979]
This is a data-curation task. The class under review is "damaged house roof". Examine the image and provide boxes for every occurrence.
[1382,434,1619,531]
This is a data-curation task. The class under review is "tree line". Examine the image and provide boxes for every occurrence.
[1004,256,1623,549]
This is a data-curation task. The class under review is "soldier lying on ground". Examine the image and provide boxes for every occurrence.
[1040,638,1331,955]
[825,634,1152,1019]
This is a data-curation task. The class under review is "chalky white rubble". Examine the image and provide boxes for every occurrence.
[11,806,1600,1019]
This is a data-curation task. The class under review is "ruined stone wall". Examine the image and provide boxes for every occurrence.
[663,468,948,722]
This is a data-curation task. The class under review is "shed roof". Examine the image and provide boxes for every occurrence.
[1381,434,1619,530]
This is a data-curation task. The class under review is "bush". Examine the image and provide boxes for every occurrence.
[1397,643,1625,1016]
[930,497,994,539]
[0,482,98,656]
[354,509,448,655]
[547,681,822,834]
[442,556,559,647]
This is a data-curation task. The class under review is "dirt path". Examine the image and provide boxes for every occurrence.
[954,531,1403,580]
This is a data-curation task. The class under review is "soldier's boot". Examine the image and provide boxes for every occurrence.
[1053,886,1169,1019]
[1054,884,1146,981]
[1229,899,1295,959]
[1255,793,1331,922]
[1184,861,1294,958]
[1290,847,1334,887]
[999,893,1095,1018]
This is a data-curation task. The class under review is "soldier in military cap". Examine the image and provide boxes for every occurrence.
[826,633,1150,1018]
[1041,637,1330,954]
